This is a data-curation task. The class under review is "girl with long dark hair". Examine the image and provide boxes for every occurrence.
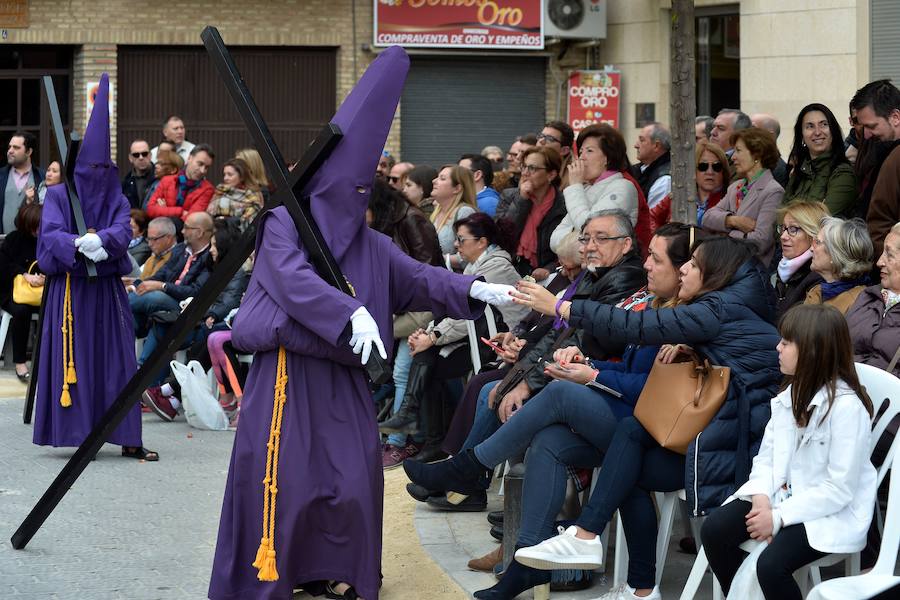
[701,303,875,600]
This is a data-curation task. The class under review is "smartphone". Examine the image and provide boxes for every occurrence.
[480,337,503,353]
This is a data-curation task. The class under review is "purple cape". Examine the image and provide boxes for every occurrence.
[32,73,141,448]
[208,47,485,600]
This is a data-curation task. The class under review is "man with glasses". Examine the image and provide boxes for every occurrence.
[122,139,156,209]
[135,217,179,280]
[537,120,574,187]
[127,211,213,340]
[388,161,414,192]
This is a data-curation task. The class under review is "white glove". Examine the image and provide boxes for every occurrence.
[469,280,516,306]
[81,246,109,262]
[74,233,103,252]
[349,306,387,365]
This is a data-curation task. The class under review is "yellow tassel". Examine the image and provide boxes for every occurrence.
[60,385,72,408]
[252,347,288,583]
[256,548,279,582]
[251,538,269,569]
[66,365,77,385]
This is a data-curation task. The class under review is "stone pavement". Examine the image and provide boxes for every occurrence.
[413,481,716,600]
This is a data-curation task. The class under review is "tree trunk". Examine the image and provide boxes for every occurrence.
[670,0,697,224]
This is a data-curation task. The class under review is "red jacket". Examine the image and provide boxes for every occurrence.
[621,170,651,257]
[146,174,215,219]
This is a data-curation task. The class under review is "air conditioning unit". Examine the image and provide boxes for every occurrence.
[544,0,607,40]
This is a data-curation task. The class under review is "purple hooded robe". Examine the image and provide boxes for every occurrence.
[32,73,141,448]
[207,47,484,600]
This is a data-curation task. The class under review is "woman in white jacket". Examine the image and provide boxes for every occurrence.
[549,123,637,253]
[700,303,876,600]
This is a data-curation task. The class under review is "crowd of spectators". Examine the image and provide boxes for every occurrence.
[0,80,898,600]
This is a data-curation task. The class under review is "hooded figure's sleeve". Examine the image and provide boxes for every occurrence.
[37,187,77,276]
[96,194,134,260]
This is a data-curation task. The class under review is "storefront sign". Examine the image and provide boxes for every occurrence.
[374,0,543,50]
[0,0,28,28]
[567,70,620,133]
[86,80,114,120]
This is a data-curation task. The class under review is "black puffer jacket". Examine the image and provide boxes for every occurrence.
[523,252,646,392]
[205,268,250,322]
[570,259,781,514]
[774,257,822,318]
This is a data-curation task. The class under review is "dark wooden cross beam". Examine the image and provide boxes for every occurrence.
[10,29,348,549]
[23,77,96,424]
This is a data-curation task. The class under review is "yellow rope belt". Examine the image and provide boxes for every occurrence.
[59,273,77,407]
[253,346,288,581]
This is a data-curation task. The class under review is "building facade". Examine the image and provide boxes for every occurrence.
[0,1,888,172]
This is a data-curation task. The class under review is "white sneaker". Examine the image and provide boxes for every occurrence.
[514,525,603,570]
[591,583,662,600]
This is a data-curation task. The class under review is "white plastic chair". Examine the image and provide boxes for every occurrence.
[807,449,900,600]
[0,309,40,367]
[679,362,900,599]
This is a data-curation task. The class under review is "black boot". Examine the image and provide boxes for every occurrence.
[473,559,551,599]
[378,358,432,434]
[402,448,490,495]
[407,384,447,462]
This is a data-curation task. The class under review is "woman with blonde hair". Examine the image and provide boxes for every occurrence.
[805,216,874,313]
[774,200,830,317]
[430,164,478,255]
[650,140,731,230]
[234,147,269,194]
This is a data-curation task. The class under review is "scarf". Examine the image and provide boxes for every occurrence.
[777,249,813,283]
[821,277,867,301]
[176,170,202,207]
[516,186,556,269]
[553,269,588,329]
[735,169,766,210]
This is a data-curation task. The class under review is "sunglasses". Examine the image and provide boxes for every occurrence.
[131,151,150,158]
[697,161,723,173]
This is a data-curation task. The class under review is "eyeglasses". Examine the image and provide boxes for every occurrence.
[697,161,723,173]
[147,234,169,242]
[776,224,803,237]
[812,236,825,248]
[577,234,627,245]
[131,151,150,158]
[521,164,547,174]
[455,235,480,244]
[537,132,561,145]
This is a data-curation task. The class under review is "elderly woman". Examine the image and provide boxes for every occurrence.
[550,123,638,253]
[703,127,784,266]
[846,221,900,376]
[651,140,730,230]
[774,201,830,317]
[805,216,873,313]
[783,103,857,217]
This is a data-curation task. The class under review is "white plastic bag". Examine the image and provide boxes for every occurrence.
[726,539,766,600]
[170,360,229,431]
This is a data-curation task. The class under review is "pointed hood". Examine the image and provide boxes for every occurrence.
[302,46,409,260]
[75,73,126,228]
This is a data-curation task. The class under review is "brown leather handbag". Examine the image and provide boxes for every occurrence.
[633,351,731,454]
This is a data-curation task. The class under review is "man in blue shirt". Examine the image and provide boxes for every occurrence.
[459,153,499,216]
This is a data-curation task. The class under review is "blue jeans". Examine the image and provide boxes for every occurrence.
[129,290,180,333]
[459,380,502,452]
[387,343,422,446]
[474,380,619,469]
[573,416,685,589]
[140,323,208,386]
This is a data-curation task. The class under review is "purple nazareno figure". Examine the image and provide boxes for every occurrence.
[32,73,152,460]
[207,47,489,599]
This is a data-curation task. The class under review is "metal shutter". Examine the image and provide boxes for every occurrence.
[872,0,900,82]
[401,56,546,166]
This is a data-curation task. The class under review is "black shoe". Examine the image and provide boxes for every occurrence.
[473,559,551,599]
[550,569,592,591]
[402,448,490,495]
[405,482,440,503]
[407,442,448,463]
[489,524,504,541]
[426,489,488,512]
[487,510,504,527]
[378,405,418,434]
